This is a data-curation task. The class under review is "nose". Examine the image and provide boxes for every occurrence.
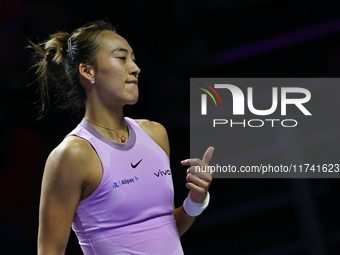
[129,60,141,78]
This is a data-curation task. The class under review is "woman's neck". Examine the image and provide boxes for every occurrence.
[84,105,128,143]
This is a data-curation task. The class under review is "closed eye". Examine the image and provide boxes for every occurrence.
[118,57,126,60]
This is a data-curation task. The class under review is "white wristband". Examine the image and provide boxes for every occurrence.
[182,191,210,217]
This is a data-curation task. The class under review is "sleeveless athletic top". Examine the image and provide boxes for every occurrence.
[69,118,184,255]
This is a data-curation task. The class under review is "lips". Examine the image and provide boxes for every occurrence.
[126,80,138,85]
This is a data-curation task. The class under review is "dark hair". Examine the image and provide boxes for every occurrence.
[28,20,116,117]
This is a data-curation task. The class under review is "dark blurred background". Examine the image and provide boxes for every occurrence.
[1,0,340,254]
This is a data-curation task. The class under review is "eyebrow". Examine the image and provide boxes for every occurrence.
[112,48,135,56]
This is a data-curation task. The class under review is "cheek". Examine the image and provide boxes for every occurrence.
[119,69,127,77]
[98,66,112,77]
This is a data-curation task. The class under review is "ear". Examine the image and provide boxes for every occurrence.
[79,63,95,83]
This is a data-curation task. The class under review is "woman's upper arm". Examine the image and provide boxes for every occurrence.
[38,137,90,255]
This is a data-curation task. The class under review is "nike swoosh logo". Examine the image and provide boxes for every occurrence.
[131,159,143,168]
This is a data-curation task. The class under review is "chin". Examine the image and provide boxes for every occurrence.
[126,96,139,105]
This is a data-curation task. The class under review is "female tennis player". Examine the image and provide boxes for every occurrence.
[30,20,213,255]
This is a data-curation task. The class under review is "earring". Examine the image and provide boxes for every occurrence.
[90,79,95,84]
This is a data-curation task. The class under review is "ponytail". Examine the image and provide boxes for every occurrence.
[29,32,70,117]
[28,20,116,117]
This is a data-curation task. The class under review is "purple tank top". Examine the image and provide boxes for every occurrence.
[69,118,184,255]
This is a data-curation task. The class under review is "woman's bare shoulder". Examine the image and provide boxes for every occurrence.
[134,119,170,157]
[44,135,97,184]
[49,135,94,163]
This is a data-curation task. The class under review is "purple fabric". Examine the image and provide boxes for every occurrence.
[69,117,184,255]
